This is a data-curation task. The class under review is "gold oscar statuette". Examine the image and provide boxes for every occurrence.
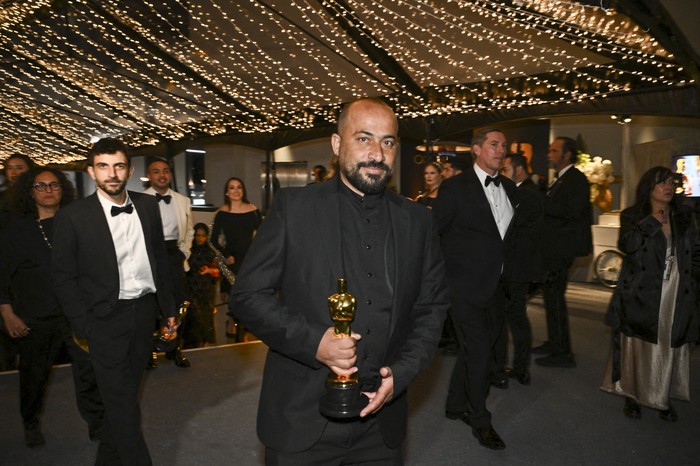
[72,333,89,353]
[154,301,190,353]
[319,278,369,418]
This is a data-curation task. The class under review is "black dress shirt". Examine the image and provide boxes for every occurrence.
[338,180,394,391]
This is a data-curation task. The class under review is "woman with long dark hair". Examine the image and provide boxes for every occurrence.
[211,177,261,341]
[1,154,36,226]
[211,177,262,281]
[0,168,102,447]
[600,166,700,421]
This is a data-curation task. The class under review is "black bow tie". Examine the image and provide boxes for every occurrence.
[111,204,134,217]
[155,193,172,204]
[484,175,501,187]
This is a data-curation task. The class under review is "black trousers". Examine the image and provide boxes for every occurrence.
[542,257,574,355]
[0,330,17,371]
[14,315,102,434]
[265,416,402,466]
[89,294,156,466]
[446,283,506,429]
[165,244,186,306]
[156,245,186,354]
[494,281,533,375]
[67,334,104,438]
[15,315,65,429]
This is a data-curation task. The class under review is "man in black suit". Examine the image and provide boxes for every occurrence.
[52,138,176,465]
[495,153,544,385]
[441,158,468,179]
[534,137,592,368]
[433,128,516,450]
[230,98,450,464]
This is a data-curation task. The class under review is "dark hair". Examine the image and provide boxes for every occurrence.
[11,167,76,216]
[634,166,677,216]
[87,138,129,167]
[444,158,469,172]
[223,177,250,205]
[193,222,210,236]
[506,153,529,172]
[337,98,394,134]
[472,128,504,147]
[3,153,36,177]
[146,157,170,171]
[555,137,578,164]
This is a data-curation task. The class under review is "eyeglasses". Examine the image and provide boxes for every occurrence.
[32,182,62,192]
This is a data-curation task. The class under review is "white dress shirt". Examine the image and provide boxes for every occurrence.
[474,164,514,239]
[96,191,156,299]
[151,188,179,241]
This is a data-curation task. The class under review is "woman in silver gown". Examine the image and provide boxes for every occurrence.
[600,166,700,421]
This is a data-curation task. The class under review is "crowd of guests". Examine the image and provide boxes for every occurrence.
[0,146,261,459]
[0,97,698,464]
[411,130,697,451]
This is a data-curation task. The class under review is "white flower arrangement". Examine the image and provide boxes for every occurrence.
[577,155,616,186]
[575,154,616,206]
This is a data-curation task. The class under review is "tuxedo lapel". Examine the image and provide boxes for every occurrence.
[131,192,159,276]
[503,180,518,240]
[547,171,567,198]
[131,193,153,244]
[387,192,409,336]
[86,193,120,277]
[313,183,344,282]
[464,169,502,239]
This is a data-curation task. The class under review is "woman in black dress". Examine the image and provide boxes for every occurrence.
[211,177,261,293]
[414,161,443,209]
[0,154,36,372]
[211,177,261,341]
[0,168,102,447]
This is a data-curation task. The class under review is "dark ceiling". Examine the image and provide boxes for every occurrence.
[1,0,698,166]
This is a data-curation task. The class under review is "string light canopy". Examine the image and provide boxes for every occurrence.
[0,0,695,166]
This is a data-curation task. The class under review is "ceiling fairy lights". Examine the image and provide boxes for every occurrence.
[0,0,692,165]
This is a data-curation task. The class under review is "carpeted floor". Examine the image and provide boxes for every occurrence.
[1,283,699,465]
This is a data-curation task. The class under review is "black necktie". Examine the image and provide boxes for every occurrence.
[155,193,172,204]
[111,204,134,217]
[484,175,501,187]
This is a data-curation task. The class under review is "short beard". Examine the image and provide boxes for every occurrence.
[97,179,127,197]
[342,160,392,195]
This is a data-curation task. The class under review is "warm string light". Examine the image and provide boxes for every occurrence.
[345,0,601,101]
[0,0,692,164]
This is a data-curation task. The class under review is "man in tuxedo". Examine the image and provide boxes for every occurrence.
[230,98,449,464]
[533,137,592,368]
[433,128,515,450]
[494,153,544,385]
[52,138,176,465]
[144,158,194,368]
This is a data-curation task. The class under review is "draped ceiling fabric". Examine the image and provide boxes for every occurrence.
[1,0,699,167]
